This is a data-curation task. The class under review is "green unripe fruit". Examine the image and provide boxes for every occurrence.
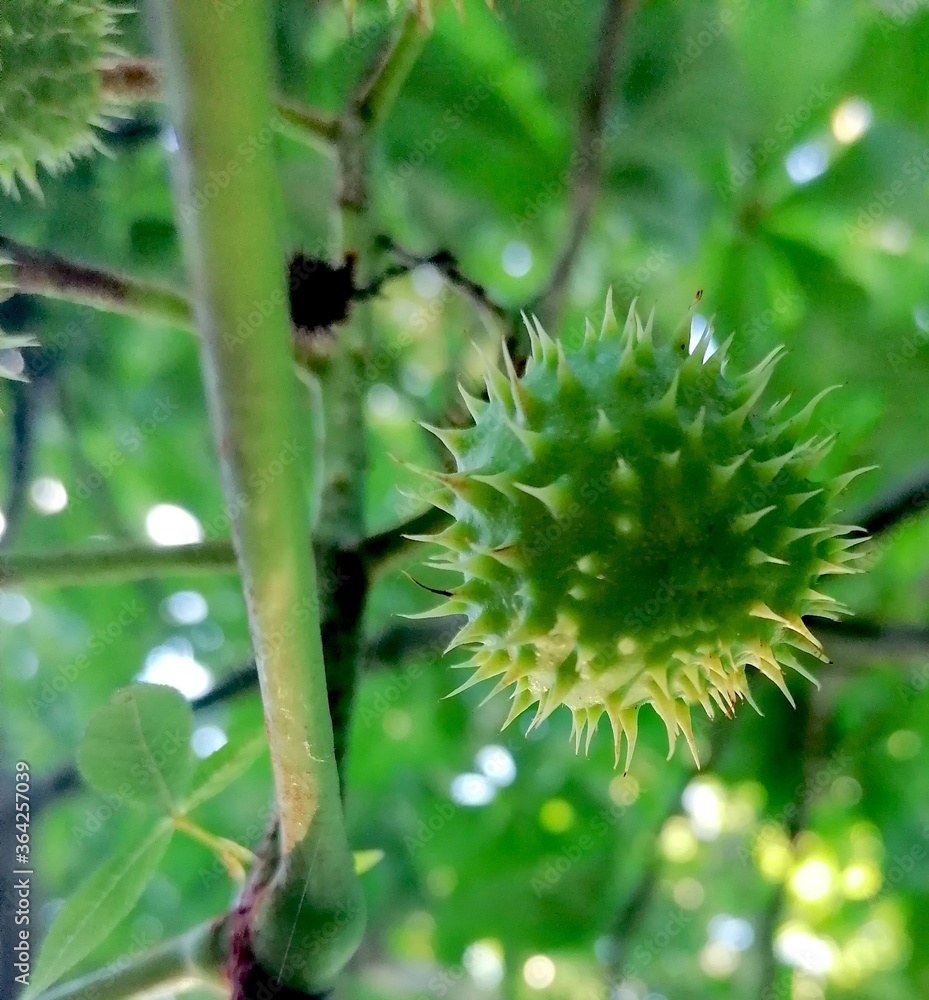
[409,294,872,770]
[0,0,118,196]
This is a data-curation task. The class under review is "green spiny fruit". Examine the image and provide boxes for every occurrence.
[0,0,120,197]
[408,294,873,771]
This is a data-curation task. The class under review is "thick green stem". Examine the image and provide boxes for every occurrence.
[0,540,236,588]
[152,0,362,991]
[34,923,224,1000]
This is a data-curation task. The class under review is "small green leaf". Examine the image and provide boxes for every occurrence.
[28,821,173,994]
[181,731,267,813]
[77,684,194,813]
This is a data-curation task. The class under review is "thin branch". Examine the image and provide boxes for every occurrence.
[755,682,831,999]
[0,540,237,588]
[29,609,927,823]
[0,235,192,329]
[340,3,429,216]
[192,661,260,711]
[32,661,260,816]
[350,5,429,132]
[361,505,450,571]
[0,299,54,551]
[0,235,337,374]
[536,0,637,328]
[810,616,929,663]
[313,0,431,812]
[373,235,511,328]
[33,922,225,1000]
[99,56,163,102]
[854,466,929,537]
[32,615,462,818]
[99,55,339,146]
[0,501,452,589]
[365,615,463,667]
[275,95,342,145]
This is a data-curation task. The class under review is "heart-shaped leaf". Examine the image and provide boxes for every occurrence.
[77,684,195,813]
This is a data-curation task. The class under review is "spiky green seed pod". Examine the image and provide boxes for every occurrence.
[408,294,873,770]
[0,0,119,196]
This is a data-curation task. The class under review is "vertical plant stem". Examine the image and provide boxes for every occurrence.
[152,1,362,991]
[340,2,429,228]
[538,0,637,328]
[315,0,430,776]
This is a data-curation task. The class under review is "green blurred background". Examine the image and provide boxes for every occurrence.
[3,1,929,998]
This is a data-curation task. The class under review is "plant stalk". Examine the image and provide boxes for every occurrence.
[151,0,363,991]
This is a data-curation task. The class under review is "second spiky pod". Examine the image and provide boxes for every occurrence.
[0,0,120,196]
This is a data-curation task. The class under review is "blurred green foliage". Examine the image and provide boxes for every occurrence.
[3,1,929,999]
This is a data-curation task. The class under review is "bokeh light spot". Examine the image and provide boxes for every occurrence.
[522,954,555,990]
[790,859,834,902]
[450,772,495,807]
[475,744,517,787]
[539,798,575,833]
[30,477,68,514]
[831,98,872,144]
[145,504,203,546]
